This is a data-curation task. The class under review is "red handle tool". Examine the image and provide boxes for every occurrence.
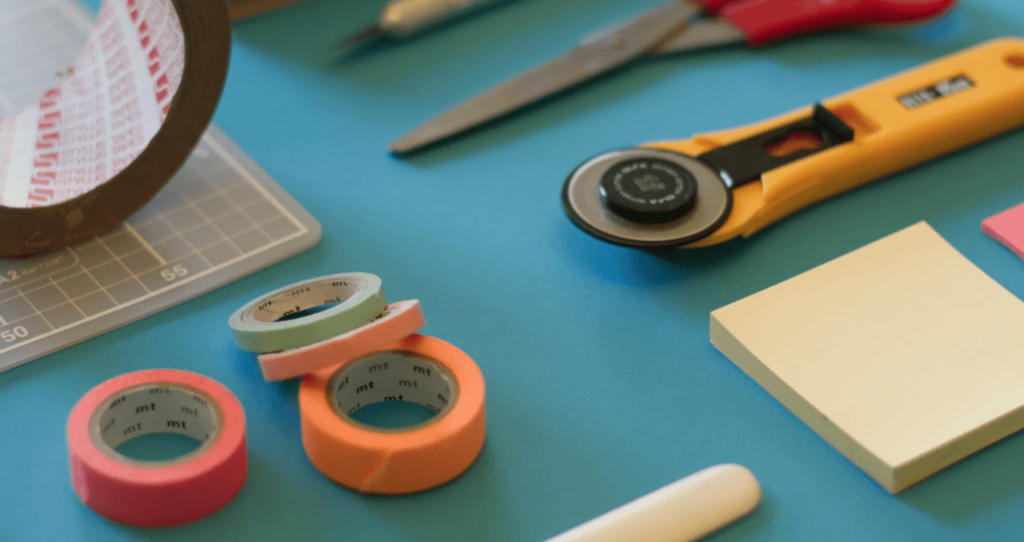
[695,0,959,46]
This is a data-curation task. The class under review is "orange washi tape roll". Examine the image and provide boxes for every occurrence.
[299,333,486,494]
[67,369,247,527]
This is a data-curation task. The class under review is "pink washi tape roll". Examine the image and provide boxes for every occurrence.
[258,300,426,381]
[67,369,247,527]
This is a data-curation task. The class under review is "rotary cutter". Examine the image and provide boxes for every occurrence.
[563,37,1024,249]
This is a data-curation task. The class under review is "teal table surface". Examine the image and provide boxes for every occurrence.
[4,0,1024,540]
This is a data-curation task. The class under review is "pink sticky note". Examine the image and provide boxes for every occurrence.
[983,202,1024,260]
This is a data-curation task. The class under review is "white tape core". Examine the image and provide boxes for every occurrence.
[243,276,367,324]
[90,383,221,462]
[328,351,458,430]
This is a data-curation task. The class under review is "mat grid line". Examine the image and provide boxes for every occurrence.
[123,223,167,265]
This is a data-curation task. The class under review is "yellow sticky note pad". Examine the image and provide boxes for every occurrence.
[711,222,1024,493]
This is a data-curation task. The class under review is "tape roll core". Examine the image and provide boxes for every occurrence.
[327,350,458,426]
[68,369,247,527]
[229,273,388,353]
[0,0,230,258]
[90,383,221,462]
[300,334,486,494]
[241,279,368,324]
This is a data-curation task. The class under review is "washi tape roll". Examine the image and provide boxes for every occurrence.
[67,369,247,527]
[0,0,230,258]
[228,272,387,353]
[299,333,486,494]
[259,299,426,381]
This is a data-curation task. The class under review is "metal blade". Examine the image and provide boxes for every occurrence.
[390,0,700,154]
[647,19,745,55]
[332,24,385,50]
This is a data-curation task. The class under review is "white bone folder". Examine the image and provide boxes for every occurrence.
[545,464,762,542]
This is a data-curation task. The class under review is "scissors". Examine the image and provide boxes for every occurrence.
[390,0,960,154]
[561,37,1024,249]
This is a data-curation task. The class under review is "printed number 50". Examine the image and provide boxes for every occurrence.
[2,326,28,343]
[161,264,189,282]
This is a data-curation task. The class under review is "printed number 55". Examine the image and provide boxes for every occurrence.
[161,264,188,282]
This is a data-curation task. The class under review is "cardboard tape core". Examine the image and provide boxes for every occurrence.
[91,383,220,460]
[328,351,457,426]
[0,0,230,258]
[243,277,367,324]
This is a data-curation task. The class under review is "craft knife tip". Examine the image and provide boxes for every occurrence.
[389,127,438,155]
[332,24,385,51]
[388,137,415,155]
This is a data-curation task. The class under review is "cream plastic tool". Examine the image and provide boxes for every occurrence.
[546,464,760,542]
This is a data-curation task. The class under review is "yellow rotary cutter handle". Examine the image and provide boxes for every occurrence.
[563,37,1024,249]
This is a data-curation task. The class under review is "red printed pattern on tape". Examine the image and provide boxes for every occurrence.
[0,0,184,208]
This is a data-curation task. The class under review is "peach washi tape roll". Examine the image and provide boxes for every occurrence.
[299,333,486,494]
[67,369,247,527]
[259,299,426,381]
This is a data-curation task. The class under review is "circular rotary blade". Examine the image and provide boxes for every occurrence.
[562,148,731,248]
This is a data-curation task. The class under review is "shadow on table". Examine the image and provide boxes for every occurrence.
[355,444,518,542]
[900,433,1024,521]
[353,398,645,541]
[65,451,340,539]
[557,223,750,287]
[710,491,774,542]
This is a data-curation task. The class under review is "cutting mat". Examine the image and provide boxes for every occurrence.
[0,0,321,373]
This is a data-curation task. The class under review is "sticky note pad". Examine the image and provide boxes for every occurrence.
[711,222,1024,493]
[983,201,1024,260]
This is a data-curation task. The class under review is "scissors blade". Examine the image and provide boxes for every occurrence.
[390,0,701,154]
[647,19,745,55]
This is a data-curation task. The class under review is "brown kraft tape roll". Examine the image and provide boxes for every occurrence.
[0,0,230,259]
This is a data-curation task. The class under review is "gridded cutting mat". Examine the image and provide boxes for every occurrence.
[0,0,321,372]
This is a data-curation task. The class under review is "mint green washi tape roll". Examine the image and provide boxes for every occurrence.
[229,273,386,353]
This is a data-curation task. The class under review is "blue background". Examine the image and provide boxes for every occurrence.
[4,0,1024,540]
